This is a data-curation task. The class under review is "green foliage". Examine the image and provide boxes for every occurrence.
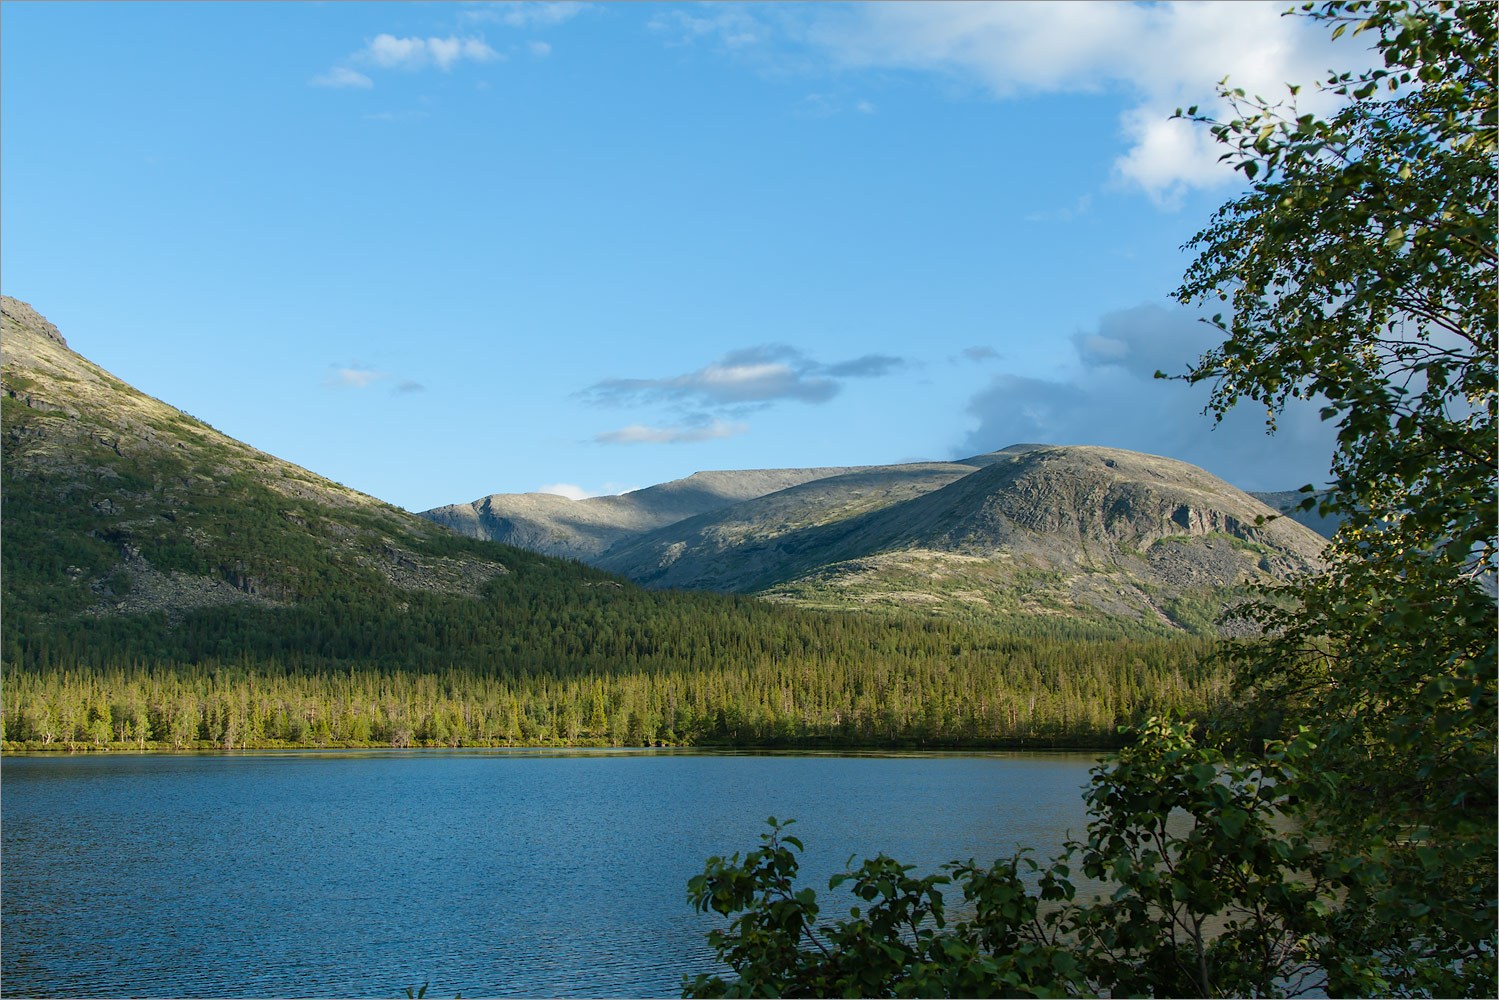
[686,720,1362,999]
[1174,1,1496,990]
[690,2,1495,994]
[686,817,1082,999]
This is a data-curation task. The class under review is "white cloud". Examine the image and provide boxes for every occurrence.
[361,34,499,71]
[819,1,1351,203]
[664,1,1351,204]
[310,67,374,89]
[528,40,553,57]
[326,364,389,389]
[595,419,750,445]
[957,304,1337,489]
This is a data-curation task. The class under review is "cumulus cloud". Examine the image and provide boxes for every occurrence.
[583,344,907,409]
[361,34,499,71]
[805,0,1349,205]
[956,304,1338,490]
[310,67,374,89]
[649,1,1351,204]
[595,418,749,445]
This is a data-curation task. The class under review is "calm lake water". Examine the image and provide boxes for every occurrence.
[1,749,1100,998]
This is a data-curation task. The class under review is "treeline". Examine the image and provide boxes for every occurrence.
[1,631,1222,751]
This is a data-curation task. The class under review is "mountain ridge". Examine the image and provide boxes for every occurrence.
[426,445,1328,633]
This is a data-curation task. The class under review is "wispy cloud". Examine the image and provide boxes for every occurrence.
[326,363,388,389]
[795,92,877,118]
[595,418,749,445]
[960,346,1001,363]
[649,6,767,49]
[310,67,373,89]
[325,364,425,394]
[461,2,589,28]
[1025,193,1093,223]
[583,344,907,409]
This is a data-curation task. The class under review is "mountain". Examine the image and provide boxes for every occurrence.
[422,465,866,563]
[429,445,1328,634]
[605,446,1327,632]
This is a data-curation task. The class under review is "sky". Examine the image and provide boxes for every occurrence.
[1,1,1359,511]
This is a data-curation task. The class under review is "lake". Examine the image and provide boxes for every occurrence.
[1,749,1101,997]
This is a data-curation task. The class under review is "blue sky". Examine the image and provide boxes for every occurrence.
[2,1,1353,511]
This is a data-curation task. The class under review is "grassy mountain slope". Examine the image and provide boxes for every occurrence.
[2,295,515,630]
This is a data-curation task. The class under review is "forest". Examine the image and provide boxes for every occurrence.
[2,609,1221,751]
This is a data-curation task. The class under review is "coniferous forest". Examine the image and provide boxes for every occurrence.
[2,575,1222,751]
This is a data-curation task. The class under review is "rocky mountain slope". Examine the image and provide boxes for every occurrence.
[603,446,1327,631]
[431,443,1329,634]
[422,465,866,563]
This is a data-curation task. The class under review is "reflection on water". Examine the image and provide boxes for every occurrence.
[2,749,1100,998]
